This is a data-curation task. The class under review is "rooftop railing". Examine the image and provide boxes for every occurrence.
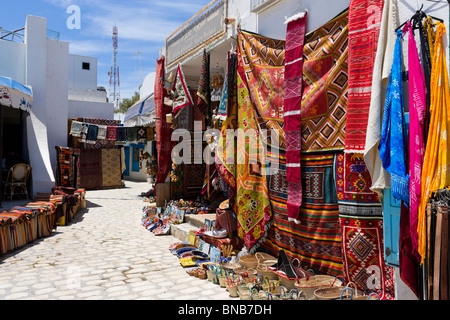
[165,0,227,68]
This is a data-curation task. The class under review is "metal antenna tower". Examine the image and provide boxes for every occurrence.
[109,25,120,110]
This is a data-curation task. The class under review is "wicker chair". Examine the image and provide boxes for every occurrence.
[3,163,31,201]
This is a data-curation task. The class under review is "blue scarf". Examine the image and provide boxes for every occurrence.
[379,30,409,203]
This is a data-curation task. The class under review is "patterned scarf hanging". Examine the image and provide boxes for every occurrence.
[404,21,426,261]
[172,64,194,114]
[418,22,450,264]
[284,11,307,224]
[197,49,210,117]
[378,30,409,203]
[345,0,384,152]
[155,56,174,185]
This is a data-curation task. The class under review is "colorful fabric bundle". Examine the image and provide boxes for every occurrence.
[106,126,117,140]
[284,11,307,223]
[418,22,450,263]
[345,0,384,152]
[378,30,409,203]
[301,10,348,152]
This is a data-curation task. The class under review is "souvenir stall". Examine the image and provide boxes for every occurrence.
[0,186,85,254]
[143,0,450,300]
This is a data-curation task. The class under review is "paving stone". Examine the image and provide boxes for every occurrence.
[0,181,235,300]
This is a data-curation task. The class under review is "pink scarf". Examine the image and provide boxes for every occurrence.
[404,22,426,260]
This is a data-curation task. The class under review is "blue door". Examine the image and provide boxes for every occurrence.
[132,147,140,172]
[123,146,130,176]
[383,188,401,267]
[382,114,409,267]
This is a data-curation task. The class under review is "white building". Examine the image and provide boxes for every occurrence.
[0,15,114,196]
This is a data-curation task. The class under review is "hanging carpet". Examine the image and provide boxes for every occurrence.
[235,29,286,252]
[345,0,384,152]
[261,152,344,276]
[300,9,348,153]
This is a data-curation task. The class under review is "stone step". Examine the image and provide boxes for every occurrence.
[169,213,216,243]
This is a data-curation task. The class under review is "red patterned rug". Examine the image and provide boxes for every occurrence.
[345,0,384,152]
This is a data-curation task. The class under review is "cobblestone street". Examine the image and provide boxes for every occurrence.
[0,181,234,300]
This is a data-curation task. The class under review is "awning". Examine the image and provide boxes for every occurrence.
[124,93,155,127]
[0,76,33,112]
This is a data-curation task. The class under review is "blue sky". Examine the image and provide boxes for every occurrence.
[0,0,212,101]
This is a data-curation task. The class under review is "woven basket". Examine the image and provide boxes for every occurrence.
[295,275,342,299]
[238,280,252,300]
[226,276,240,298]
[239,254,259,268]
[242,271,258,284]
[256,264,278,280]
[340,282,366,300]
[255,252,277,267]
[314,286,346,300]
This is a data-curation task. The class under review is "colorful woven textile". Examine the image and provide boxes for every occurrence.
[197,49,210,116]
[126,127,138,143]
[106,126,117,140]
[79,149,103,190]
[215,74,237,211]
[301,10,348,152]
[155,56,174,185]
[172,64,194,114]
[97,125,107,140]
[404,21,426,260]
[79,123,89,143]
[379,30,409,203]
[101,148,122,188]
[115,127,127,145]
[418,22,450,263]
[56,146,73,187]
[217,52,237,120]
[86,124,99,144]
[284,12,307,223]
[236,29,287,252]
[335,152,382,216]
[70,121,83,137]
[340,214,395,299]
[262,153,344,276]
[234,70,273,252]
[345,0,384,152]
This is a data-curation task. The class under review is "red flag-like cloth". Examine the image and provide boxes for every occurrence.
[155,56,174,185]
